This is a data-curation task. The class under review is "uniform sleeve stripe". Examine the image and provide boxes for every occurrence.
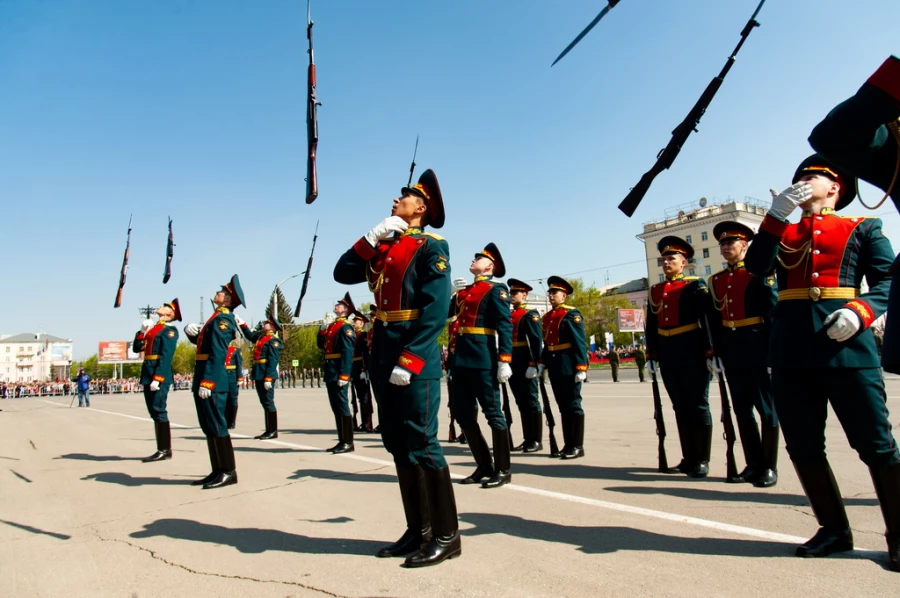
[353,237,378,260]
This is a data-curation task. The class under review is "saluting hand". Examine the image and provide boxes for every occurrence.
[141,319,154,332]
[768,182,813,221]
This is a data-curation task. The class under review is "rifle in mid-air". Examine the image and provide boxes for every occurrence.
[293,221,319,318]
[305,0,321,204]
[162,216,174,284]
[551,0,621,66]
[113,214,133,308]
[617,0,767,217]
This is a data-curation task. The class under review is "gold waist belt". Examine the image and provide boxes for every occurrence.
[657,322,700,337]
[352,356,363,362]
[511,341,527,347]
[143,355,159,361]
[375,309,421,322]
[722,316,764,328]
[459,327,496,335]
[195,354,209,361]
[778,287,859,302]
[547,343,572,352]
[324,353,342,359]
[226,365,236,370]
[254,359,267,364]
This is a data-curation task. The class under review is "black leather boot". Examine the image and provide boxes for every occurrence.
[459,427,493,484]
[686,423,712,478]
[332,416,355,454]
[225,404,238,429]
[327,414,342,452]
[732,419,763,483]
[754,425,780,488]
[483,428,512,488]
[143,421,172,462]
[192,437,219,486]
[255,410,278,440]
[405,466,461,567]
[524,411,543,453]
[378,465,432,557]
[558,412,572,455]
[561,414,585,459]
[869,463,900,572]
[512,411,528,452]
[203,436,238,489]
[794,459,853,557]
[667,414,694,474]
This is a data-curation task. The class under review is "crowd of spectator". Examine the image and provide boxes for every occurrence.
[590,345,646,364]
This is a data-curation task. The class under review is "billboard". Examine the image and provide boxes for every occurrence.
[616,308,645,333]
[49,344,73,362]
[98,341,142,363]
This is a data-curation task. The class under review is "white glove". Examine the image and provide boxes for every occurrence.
[768,182,813,221]
[525,366,538,379]
[320,313,336,330]
[452,277,468,291]
[824,308,862,342]
[575,371,587,383]
[198,387,211,399]
[184,323,200,337]
[648,360,659,374]
[706,358,716,374]
[141,319,154,332]
[536,364,546,378]
[264,381,272,390]
[389,366,412,386]
[365,216,408,247]
[497,362,512,384]
[337,379,349,387]
[359,371,368,382]
[149,380,160,392]
[234,313,245,327]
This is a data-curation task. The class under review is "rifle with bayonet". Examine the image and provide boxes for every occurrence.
[649,364,670,473]
[350,377,360,431]
[162,216,174,284]
[526,335,559,457]
[501,382,514,450]
[618,0,767,217]
[305,0,321,204]
[113,214,133,308]
[293,221,319,318]
[702,313,739,482]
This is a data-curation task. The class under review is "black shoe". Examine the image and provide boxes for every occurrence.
[888,532,900,573]
[754,468,778,488]
[332,443,354,454]
[459,427,493,484]
[378,465,431,558]
[560,447,585,459]
[524,412,543,453]
[560,414,585,459]
[192,438,218,485]
[457,432,468,445]
[870,463,900,572]
[203,470,238,489]
[330,415,355,454]
[796,527,854,557]
[142,450,171,463]
[203,436,237,489]
[460,467,493,485]
[482,470,511,488]
[404,467,460,568]
[754,424,780,488]
[255,411,278,440]
[483,428,511,488]
[143,422,172,462]
[686,462,709,478]
[512,441,526,452]
[192,471,218,486]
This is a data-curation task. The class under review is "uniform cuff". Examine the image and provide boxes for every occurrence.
[760,214,789,237]
[200,380,215,390]
[397,350,425,375]
[844,300,875,329]
[867,56,900,102]
[575,364,588,372]
[264,377,274,382]
[152,374,165,383]
[339,373,350,381]
[353,237,378,260]
[499,353,512,363]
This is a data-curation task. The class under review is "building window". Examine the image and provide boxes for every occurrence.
[4,347,8,353]
[656,258,663,267]
[688,268,696,276]
[705,265,712,275]
[701,231,708,241]
[685,235,693,244]
[658,274,665,282]
[702,248,710,258]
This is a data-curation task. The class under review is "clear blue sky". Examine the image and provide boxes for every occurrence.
[1,0,898,359]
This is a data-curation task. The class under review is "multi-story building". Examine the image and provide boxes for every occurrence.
[637,197,768,283]
[0,333,75,383]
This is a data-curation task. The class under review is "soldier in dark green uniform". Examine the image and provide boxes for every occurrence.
[453,243,513,488]
[334,168,460,567]
[709,221,779,487]
[183,275,244,489]
[224,339,242,429]
[238,314,283,440]
[633,345,647,382]
[745,155,900,570]
[645,237,713,478]
[351,311,374,432]
[132,298,181,462]
[317,293,356,453]
[539,276,588,459]
[507,278,543,453]
[608,348,620,382]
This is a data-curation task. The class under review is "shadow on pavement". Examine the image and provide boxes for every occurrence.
[606,485,878,507]
[56,453,139,462]
[288,468,396,484]
[130,518,384,556]
[81,472,188,486]
[508,461,716,484]
[278,429,342,436]
[233,446,315,455]
[0,519,71,540]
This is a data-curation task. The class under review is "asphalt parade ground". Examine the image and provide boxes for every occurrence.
[2,370,899,597]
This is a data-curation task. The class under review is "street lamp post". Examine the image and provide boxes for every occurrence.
[273,274,301,322]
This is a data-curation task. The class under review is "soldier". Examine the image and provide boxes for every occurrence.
[538,276,588,459]
[444,286,467,445]
[238,315,283,440]
[608,348,620,382]
[224,339,242,429]
[452,244,513,488]
[507,278,543,453]
[645,238,713,477]
[708,222,779,487]
[317,293,356,454]
[351,310,374,433]
[183,275,244,489]
[633,345,647,382]
[745,154,899,569]
[132,298,181,462]
[316,367,322,388]
[334,168,460,567]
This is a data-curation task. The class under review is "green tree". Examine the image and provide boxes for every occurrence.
[172,341,197,375]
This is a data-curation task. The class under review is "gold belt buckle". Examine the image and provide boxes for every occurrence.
[809,287,821,301]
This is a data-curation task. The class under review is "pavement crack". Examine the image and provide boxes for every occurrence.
[89,528,351,597]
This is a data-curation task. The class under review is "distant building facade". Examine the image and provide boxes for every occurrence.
[0,333,74,382]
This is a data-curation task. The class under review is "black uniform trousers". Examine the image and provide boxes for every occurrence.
[194,390,228,437]
[722,365,778,428]
[143,383,170,423]
[326,381,351,417]
[254,381,276,412]
[659,362,712,426]
[548,374,584,417]
[374,377,447,469]
[452,367,508,430]
[508,372,541,414]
